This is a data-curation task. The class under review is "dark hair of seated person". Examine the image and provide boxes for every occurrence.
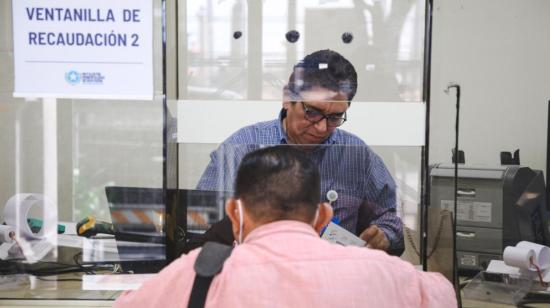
[286,49,358,103]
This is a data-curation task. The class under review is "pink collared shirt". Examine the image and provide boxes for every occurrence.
[115,220,456,308]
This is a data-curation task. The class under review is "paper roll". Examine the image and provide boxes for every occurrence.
[3,193,56,240]
[0,225,15,243]
[517,241,550,270]
[503,246,535,270]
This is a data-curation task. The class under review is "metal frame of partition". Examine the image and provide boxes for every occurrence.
[162,0,184,262]
[420,0,433,272]
[421,2,462,304]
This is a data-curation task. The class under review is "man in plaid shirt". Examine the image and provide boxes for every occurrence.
[195,49,404,255]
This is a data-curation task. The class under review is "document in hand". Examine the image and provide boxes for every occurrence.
[321,222,366,247]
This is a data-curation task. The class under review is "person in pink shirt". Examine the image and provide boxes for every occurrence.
[115,146,457,308]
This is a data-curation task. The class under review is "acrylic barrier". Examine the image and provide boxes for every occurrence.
[177,100,425,146]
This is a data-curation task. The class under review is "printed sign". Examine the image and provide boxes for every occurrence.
[12,0,153,100]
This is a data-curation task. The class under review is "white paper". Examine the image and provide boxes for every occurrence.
[516,241,550,270]
[487,241,550,284]
[486,260,521,276]
[17,239,54,262]
[503,246,535,270]
[82,237,120,259]
[321,222,366,247]
[0,242,16,260]
[57,234,84,248]
[83,274,155,290]
[60,221,78,235]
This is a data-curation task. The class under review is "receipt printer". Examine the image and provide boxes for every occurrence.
[430,164,549,272]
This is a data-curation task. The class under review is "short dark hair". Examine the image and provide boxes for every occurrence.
[287,49,358,102]
[235,146,320,223]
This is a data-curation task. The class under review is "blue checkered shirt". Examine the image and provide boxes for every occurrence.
[197,110,404,252]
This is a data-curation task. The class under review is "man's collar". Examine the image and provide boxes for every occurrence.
[276,109,288,144]
[243,220,318,244]
[277,108,337,145]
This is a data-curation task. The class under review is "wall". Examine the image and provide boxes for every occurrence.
[430,0,550,173]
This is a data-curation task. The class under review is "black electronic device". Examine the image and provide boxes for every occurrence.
[166,189,231,262]
[451,148,465,164]
[104,186,166,273]
[500,149,520,165]
[430,165,549,274]
[103,186,230,272]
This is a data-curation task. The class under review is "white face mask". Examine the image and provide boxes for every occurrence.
[311,205,320,227]
[237,200,244,244]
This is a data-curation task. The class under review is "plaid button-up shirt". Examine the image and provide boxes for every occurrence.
[196,110,404,252]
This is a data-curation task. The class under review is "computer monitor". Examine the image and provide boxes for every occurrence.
[165,189,231,262]
[105,186,166,273]
[104,186,230,271]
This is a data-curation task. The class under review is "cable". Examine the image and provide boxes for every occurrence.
[0,261,83,276]
[36,276,82,282]
[0,260,23,275]
[445,82,462,308]
[27,268,90,276]
[3,233,117,277]
[2,230,120,279]
[73,251,96,275]
[529,256,548,288]
[0,253,112,277]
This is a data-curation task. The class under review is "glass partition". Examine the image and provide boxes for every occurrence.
[180,0,425,102]
[0,0,438,302]
[177,0,428,266]
[0,0,164,300]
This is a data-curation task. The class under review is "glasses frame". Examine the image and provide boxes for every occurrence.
[298,101,348,127]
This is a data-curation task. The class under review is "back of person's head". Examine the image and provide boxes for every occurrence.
[287,49,358,102]
[235,146,320,223]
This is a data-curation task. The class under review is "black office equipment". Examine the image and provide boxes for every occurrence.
[430,165,549,273]
[547,100,550,211]
[451,148,465,164]
[500,149,520,165]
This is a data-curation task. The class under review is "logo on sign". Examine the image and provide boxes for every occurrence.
[65,70,81,85]
[65,70,105,85]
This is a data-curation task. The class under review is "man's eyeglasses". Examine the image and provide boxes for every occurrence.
[299,101,347,127]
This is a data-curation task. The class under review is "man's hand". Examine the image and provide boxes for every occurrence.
[359,225,389,251]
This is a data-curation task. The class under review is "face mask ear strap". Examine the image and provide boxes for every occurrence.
[237,200,244,244]
[312,205,320,226]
